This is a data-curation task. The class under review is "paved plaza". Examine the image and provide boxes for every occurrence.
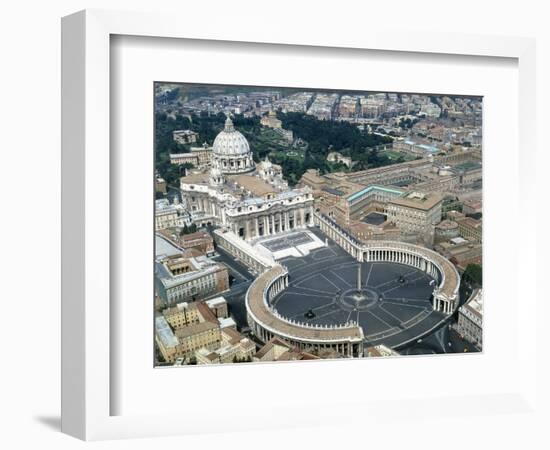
[270,230,448,349]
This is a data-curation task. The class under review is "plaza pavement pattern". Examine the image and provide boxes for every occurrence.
[271,234,448,349]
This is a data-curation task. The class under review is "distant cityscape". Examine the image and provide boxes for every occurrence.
[154,83,483,366]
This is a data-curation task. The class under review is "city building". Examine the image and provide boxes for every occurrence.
[260,110,282,129]
[205,296,229,318]
[155,253,229,305]
[327,151,353,168]
[307,93,339,120]
[157,229,214,256]
[196,327,256,364]
[155,198,185,230]
[170,143,213,169]
[338,95,359,118]
[420,102,442,118]
[434,219,460,243]
[179,231,215,255]
[454,215,482,243]
[437,239,482,269]
[173,129,199,144]
[155,176,167,194]
[386,191,443,236]
[253,337,320,362]
[155,297,252,365]
[456,289,483,349]
[174,320,221,358]
[189,142,213,167]
[462,198,483,215]
[170,152,199,166]
[274,92,313,113]
[155,301,223,363]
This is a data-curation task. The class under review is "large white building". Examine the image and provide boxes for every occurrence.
[180,116,314,240]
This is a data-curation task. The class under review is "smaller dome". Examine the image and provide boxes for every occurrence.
[210,166,222,177]
[209,166,224,186]
[260,155,272,168]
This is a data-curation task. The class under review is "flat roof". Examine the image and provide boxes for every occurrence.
[155,235,183,258]
[155,316,178,348]
[180,172,210,184]
[175,320,218,339]
[206,296,227,307]
[450,237,468,245]
[218,317,236,329]
[229,174,278,197]
[388,192,443,211]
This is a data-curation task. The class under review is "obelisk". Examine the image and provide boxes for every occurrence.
[357,264,361,291]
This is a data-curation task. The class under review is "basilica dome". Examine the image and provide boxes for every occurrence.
[212,116,255,174]
[213,117,251,156]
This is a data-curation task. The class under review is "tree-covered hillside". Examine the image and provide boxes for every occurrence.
[155,111,395,188]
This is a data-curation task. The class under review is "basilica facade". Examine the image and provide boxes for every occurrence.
[180,116,314,241]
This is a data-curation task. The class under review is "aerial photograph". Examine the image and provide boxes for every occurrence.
[153,83,483,366]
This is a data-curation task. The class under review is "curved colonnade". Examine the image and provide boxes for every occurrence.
[245,265,365,357]
[245,213,460,352]
[315,212,460,314]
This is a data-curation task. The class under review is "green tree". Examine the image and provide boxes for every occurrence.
[179,223,197,236]
[463,264,482,287]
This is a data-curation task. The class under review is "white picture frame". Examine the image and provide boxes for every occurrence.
[61,8,542,442]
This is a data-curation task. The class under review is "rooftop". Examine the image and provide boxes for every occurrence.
[155,316,178,349]
[229,174,278,197]
[180,172,210,184]
[388,191,443,211]
[155,235,183,258]
[205,296,227,307]
[347,185,404,203]
[218,317,237,329]
[174,320,218,340]
[155,256,225,289]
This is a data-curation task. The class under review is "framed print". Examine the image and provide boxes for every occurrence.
[61,8,542,442]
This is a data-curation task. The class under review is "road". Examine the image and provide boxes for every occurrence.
[210,246,255,330]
